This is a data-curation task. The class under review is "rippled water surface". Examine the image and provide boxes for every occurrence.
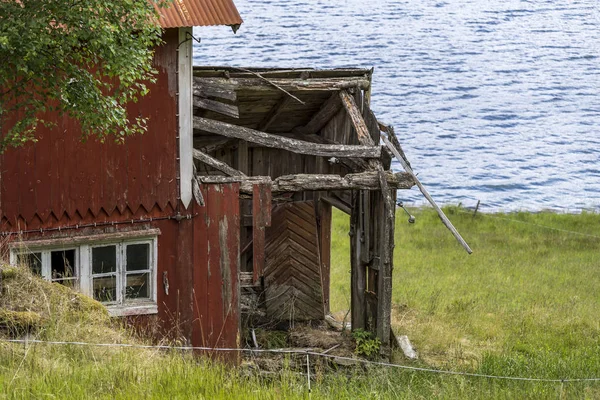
[194,0,600,211]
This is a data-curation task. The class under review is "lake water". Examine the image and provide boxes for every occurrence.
[193,0,600,212]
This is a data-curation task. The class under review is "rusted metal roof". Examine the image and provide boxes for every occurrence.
[154,0,242,29]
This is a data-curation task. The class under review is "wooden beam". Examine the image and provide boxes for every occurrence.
[193,97,239,119]
[192,148,247,177]
[381,131,473,254]
[350,191,366,330]
[376,168,394,350]
[193,77,371,93]
[295,93,343,135]
[193,117,382,159]
[257,96,293,131]
[339,90,373,146]
[199,170,414,194]
[320,196,351,215]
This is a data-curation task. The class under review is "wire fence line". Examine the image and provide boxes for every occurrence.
[453,208,600,240]
[2,338,600,384]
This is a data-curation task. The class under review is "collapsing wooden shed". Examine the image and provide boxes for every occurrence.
[191,67,415,351]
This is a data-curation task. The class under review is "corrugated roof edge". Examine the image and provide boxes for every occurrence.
[153,0,243,30]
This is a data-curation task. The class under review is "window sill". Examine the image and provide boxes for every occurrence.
[107,303,158,317]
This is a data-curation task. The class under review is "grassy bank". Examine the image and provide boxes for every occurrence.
[2,207,600,398]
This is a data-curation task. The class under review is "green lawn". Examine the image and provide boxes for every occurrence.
[2,207,600,399]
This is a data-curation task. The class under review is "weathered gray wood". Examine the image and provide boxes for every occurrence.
[350,191,366,331]
[193,137,235,154]
[193,97,239,119]
[193,80,237,101]
[376,168,394,350]
[230,67,305,105]
[295,93,342,135]
[380,132,473,254]
[192,77,371,93]
[199,170,414,193]
[339,90,373,146]
[237,140,249,174]
[193,117,382,159]
[258,96,293,131]
[193,148,247,177]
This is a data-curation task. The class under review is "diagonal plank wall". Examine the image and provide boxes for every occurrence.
[264,202,325,321]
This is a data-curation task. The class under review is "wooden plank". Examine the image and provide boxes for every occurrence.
[257,96,293,132]
[380,132,473,254]
[192,149,246,177]
[193,97,239,119]
[193,80,237,101]
[252,183,271,284]
[295,93,342,135]
[320,195,351,215]
[193,117,381,159]
[236,140,248,174]
[200,170,414,193]
[318,202,332,314]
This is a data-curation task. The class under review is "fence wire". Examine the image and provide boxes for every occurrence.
[2,338,600,384]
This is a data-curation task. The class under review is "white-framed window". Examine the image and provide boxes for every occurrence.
[11,233,158,317]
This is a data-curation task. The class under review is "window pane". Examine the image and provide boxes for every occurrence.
[51,250,76,281]
[17,253,42,276]
[92,246,116,274]
[126,244,149,271]
[125,273,149,299]
[93,276,117,303]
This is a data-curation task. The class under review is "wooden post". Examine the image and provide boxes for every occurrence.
[350,190,366,331]
[252,183,272,285]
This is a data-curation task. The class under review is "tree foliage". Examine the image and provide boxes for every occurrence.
[0,0,170,150]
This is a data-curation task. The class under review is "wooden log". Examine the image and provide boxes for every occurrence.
[295,93,343,135]
[258,96,293,131]
[193,117,382,159]
[192,149,247,177]
[192,77,371,93]
[380,131,473,254]
[193,97,239,119]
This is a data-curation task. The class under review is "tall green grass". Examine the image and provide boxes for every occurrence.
[2,207,600,399]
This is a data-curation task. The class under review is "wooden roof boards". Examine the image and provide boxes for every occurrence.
[154,0,242,29]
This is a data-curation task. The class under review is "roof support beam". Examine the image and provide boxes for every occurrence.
[199,170,414,194]
[193,77,371,93]
[257,96,293,131]
[295,92,343,135]
[193,148,246,177]
[193,117,382,159]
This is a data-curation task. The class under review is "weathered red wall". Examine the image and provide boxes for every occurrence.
[0,29,179,229]
[0,29,241,358]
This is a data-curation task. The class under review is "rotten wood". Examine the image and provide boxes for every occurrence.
[193,137,235,154]
[230,67,305,105]
[295,93,343,135]
[199,170,413,194]
[350,190,366,330]
[193,117,382,159]
[380,131,473,254]
[192,148,247,177]
[193,97,239,119]
[192,77,371,93]
[236,140,249,174]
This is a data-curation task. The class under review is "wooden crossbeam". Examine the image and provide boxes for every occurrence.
[258,96,293,131]
[295,92,343,135]
[193,77,370,93]
[193,97,239,119]
[192,148,246,177]
[199,170,414,194]
[193,117,381,159]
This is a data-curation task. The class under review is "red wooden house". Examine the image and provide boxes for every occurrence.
[2,0,245,351]
[2,0,419,358]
